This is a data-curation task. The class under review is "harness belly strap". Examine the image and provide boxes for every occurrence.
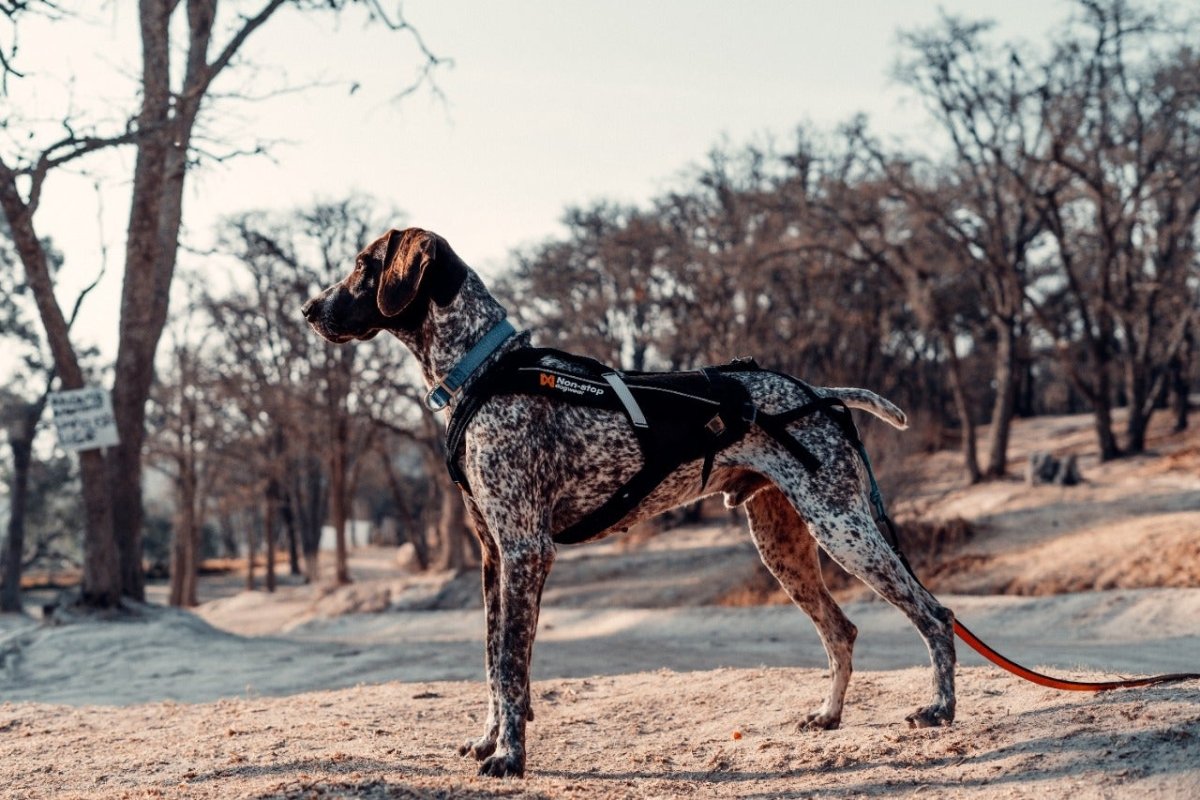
[443,347,826,544]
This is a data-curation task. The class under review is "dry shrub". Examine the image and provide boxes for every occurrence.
[1148,443,1200,475]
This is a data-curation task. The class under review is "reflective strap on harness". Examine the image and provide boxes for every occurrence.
[602,372,649,428]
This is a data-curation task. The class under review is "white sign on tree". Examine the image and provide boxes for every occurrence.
[48,387,120,452]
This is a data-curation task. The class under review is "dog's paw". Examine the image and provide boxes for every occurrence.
[526,700,534,722]
[479,750,525,778]
[797,711,841,731]
[905,703,955,729]
[457,736,496,761]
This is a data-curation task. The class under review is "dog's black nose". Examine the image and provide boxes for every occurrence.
[301,298,318,320]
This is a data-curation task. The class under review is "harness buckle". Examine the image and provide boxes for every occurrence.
[705,414,726,436]
[425,379,460,411]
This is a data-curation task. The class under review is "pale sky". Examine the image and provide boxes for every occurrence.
[4,0,1067,365]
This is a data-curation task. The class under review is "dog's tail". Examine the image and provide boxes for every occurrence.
[824,388,909,430]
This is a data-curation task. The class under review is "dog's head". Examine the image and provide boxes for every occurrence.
[302,227,469,343]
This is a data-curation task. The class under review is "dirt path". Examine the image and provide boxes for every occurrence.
[4,590,1198,706]
[4,667,1198,799]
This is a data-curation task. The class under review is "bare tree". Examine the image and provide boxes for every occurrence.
[0,1,443,607]
[502,202,681,370]
[1,377,53,612]
[811,133,989,483]
[1033,0,1200,456]
[211,198,437,584]
[896,15,1056,477]
[1,221,108,607]
[146,292,223,608]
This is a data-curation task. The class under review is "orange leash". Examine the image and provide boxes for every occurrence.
[952,618,1200,692]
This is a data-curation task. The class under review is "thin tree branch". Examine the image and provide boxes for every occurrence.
[63,179,109,329]
[1,0,61,93]
[24,123,142,212]
[197,0,288,99]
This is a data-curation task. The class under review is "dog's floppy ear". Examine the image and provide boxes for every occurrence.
[377,228,435,317]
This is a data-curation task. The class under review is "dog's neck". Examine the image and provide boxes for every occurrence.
[396,270,523,409]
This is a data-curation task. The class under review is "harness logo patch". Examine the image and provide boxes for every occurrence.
[540,372,604,397]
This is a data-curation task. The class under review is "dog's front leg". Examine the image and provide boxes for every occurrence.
[459,527,502,760]
[478,535,555,778]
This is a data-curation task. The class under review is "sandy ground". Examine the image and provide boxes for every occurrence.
[4,666,1199,800]
[2,409,1199,798]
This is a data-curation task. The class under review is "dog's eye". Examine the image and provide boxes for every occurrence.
[350,273,375,295]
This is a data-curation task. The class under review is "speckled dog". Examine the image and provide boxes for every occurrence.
[303,227,957,779]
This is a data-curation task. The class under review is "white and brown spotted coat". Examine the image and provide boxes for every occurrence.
[303,228,957,779]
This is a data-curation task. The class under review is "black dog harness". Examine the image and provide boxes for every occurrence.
[438,322,865,545]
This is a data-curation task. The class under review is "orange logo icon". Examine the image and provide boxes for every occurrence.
[539,373,556,388]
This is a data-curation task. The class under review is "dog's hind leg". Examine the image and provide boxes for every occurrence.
[789,490,955,728]
[477,530,555,778]
[759,452,956,729]
[744,487,857,730]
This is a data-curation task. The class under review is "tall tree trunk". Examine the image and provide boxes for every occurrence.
[281,494,301,576]
[1016,355,1036,418]
[297,459,325,583]
[330,419,350,586]
[168,464,199,608]
[940,333,982,485]
[78,449,121,606]
[1059,336,1122,461]
[380,448,429,570]
[1092,357,1121,461]
[0,175,121,608]
[245,512,257,591]
[1,427,34,613]
[264,483,278,593]
[111,0,218,602]
[108,0,171,604]
[984,320,1017,478]
[1169,329,1191,433]
[433,484,468,572]
[185,510,200,607]
[167,515,185,607]
[1124,359,1152,455]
